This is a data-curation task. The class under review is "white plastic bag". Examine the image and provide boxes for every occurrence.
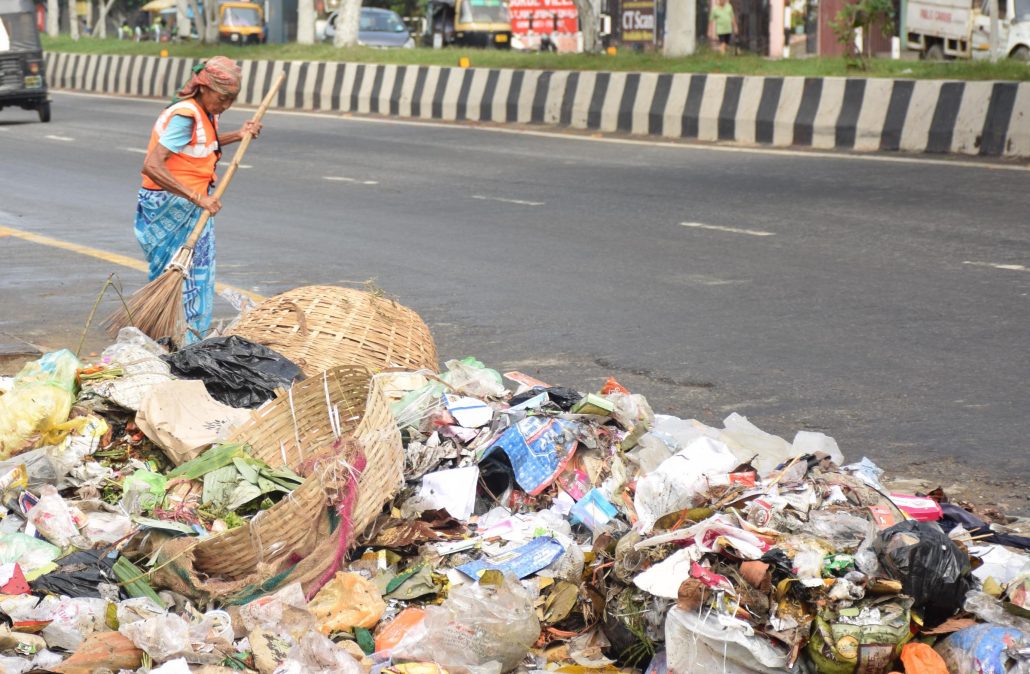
[119,612,192,661]
[41,597,110,651]
[27,485,89,549]
[665,607,795,674]
[273,631,365,674]
[92,328,172,410]
[116,596,167,626]
[792,430,844,465]
[390,574,539,673]
[190,609,235,656]
[633,437,738,533]
[442,358,506,398]
[718,413,795,477]
[240,582,319,643]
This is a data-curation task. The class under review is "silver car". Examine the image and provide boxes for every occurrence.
[322,7,415,48]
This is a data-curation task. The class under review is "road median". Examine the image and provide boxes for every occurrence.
[44,51,1030,160]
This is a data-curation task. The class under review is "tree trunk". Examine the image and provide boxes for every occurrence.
[571,0,599,52]
[175,0,189,39]
[189,0,205,41]
[204,0,219,42]
[297,0,315,43]
[989,0,1000,62]
[69,0,79,38]
[333,0,361,47]
[46,0,59,36]
[95,0,115,37]
[664,0,696,55]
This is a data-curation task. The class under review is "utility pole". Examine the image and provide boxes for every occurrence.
[664,0,695,55]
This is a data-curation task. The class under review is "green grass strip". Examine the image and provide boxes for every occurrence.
[43,36,1030,81]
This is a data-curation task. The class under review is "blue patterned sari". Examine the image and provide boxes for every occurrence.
[134,188,215,343]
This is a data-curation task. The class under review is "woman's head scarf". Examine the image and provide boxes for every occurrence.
[173,56,242,104]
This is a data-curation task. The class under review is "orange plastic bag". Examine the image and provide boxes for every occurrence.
[900,642,949,674]
[375,607,426,653]
[600,378,629,395]
[307,572,386,634]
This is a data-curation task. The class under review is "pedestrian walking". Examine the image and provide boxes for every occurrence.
[119,20,132,39]
[708,0,737,54]
[135,57,262,342]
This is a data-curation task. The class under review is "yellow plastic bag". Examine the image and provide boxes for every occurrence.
[307,571,386,634]
[0,350,81,460]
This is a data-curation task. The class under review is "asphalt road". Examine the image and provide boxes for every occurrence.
[1,91,1028,510]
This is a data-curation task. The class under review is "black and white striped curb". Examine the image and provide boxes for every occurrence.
[45,52,1030,159]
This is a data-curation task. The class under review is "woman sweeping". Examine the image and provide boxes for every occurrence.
[135,56,261,343]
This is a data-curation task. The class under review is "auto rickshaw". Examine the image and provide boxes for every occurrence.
[218,0,266,44]
[0,0,49,122]
[425,0,512,48]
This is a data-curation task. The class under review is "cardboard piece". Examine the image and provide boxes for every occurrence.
[136,380,251,466]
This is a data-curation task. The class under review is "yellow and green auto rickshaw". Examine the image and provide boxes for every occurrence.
[426,0,512,48]
[0,0,49,122]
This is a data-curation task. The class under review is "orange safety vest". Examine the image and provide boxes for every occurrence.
[141,98,220,194]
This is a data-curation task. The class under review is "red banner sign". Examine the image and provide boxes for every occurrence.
[509,0,579,34]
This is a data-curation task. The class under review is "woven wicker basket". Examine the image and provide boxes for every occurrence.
[189,365,404,581]
[225,286,439,376]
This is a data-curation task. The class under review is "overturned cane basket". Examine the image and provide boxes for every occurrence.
[156,365,403,600]
[225,285,439,376]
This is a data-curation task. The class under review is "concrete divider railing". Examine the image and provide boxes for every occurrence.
[44,52,1030,159]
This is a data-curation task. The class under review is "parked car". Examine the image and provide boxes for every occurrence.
[320,7,415,47]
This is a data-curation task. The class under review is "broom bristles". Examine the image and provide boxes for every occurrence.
[104,269,187,342]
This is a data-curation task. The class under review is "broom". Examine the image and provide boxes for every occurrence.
[106,72,286,344]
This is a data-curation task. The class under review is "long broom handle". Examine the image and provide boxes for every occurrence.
[182,72,286,251]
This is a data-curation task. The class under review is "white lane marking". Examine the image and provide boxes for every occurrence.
[324,176,379,185]
[45,134,74,141]
[53,91,1027,173]
[963,260,1028,272]
[238,164,253,169]
[124,147,147,154]
[472,195,545,206]
[680,221,775,237]
[265,106,1029,173]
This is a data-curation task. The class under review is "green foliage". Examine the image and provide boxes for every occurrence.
[41,35,1030,81]
[831,0,895,66]
[365,0,424,17]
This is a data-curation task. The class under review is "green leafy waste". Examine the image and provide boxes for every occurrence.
[202,456,303,513]
[167,442,251,480]
[113,556,166,608]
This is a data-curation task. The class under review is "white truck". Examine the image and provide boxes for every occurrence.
[906,0,1030,60]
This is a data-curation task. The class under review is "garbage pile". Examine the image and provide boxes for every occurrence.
[0,329,1028,674]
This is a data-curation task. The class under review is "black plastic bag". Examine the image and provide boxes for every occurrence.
[30,550,121,599]
[939,503,1030,550]
[509,388,546,407]
[163,335,304,409]
[544,387,583,411]
[873,520,974,625]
